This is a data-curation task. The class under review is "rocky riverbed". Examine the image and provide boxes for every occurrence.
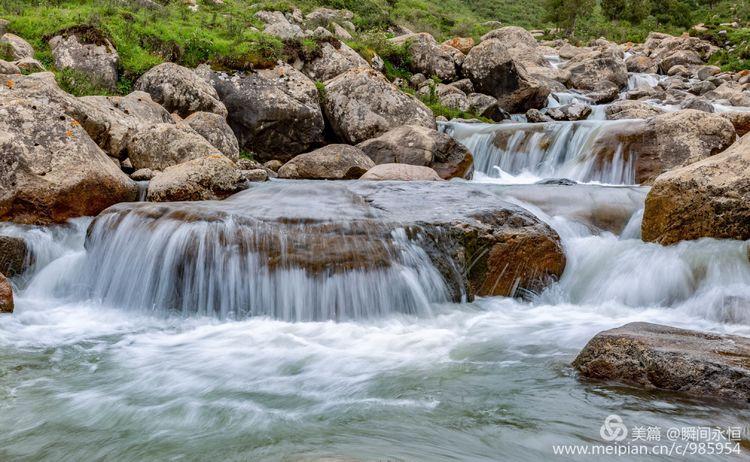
[1,7,750,460]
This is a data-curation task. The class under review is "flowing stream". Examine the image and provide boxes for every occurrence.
[2,107,750,460]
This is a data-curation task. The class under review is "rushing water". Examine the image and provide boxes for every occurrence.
[1,180,749,461]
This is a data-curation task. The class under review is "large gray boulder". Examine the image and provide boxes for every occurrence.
[127,123,222,171]
[302,41,368,81]
[574,322,750,402]
[357,125,473,180]
[181,111,239,161]
[389,33,459,82]
[463,39,550,113]
[642,133,750,244]
[0,95,137,225]
[78,91,173,159]
[0,236,29,276]
[49,34,119,91]
[278,145,375,180]
[135,62,228,117]
[212,64,325,162]
[147,155,246,202]
[561,49,627,91]
[322,67,435,144]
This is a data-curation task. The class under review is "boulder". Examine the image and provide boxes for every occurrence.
[625,55,657,73]
[49,34,119,91]
[0,95,137,225]
[361,163,443,181]
[278,144,374,180]
[468,93,509,121]
[721,111,750,137]
[131,168,155,181]
[435,83,470,111]
[135,62,227,117]
[644,33,717,69]
[659,50,703,74]
[0,235,29,276]
[480,26,537,47]
[443,37,474,54]
[463,39,551,113]
[127,123,222,170]
[14,57,44,73]
[78,91,173,159]
[594,110,735,184]
[574,322,750,402]
[0,273,12,313]
[605,100,664,120]
[546,103,591,121]
[147,155,246,202]
[255,11,304,39]
[212,64,325,162]
[302,41,368,81]
[0,33,34,60]
[181,111,239,161]
[390,33,459,82]
[93,181,566,306]
[322,67,435,144]
[642,133,750,244]
[561,49,627,91]
[0,59,19,74]
[357,125,473,180]
[525,108,552,123]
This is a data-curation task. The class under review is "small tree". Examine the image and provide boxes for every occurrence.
[544,0,596,35]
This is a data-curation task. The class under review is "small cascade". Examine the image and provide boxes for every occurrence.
[442,119,639,184]
[25,185,451,321]
[136,181,149,201]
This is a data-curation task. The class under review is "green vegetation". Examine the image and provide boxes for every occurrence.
[0,0,746,97]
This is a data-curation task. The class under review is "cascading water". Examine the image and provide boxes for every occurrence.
[441,120,638,184]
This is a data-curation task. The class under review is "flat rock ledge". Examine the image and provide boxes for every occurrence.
[573,322,750,403]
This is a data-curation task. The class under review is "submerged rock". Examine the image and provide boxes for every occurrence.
[642,133,750,244]
[574,322,750,403]
[0,273,12,313]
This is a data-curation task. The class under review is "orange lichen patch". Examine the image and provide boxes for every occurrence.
[5,79,14,89]
[70,120,80,127]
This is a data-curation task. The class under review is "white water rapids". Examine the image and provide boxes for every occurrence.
[1,179,749,461]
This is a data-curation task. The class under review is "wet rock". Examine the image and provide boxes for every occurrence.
[0,89,137,225]
[536,178,577,185]
[135,62,228,118]
[0,33,34,60]
[390,33,459,82]
[561,49,628,91]
[212,64,325,162]
[463,39,551,113]
[181,111,239,161]
[147,155,246,202]
[278,144,374,180]
[584,81,621,104]
[49,34,119,91]
[302,41,368,81]
[0,235,29,276]
[681,97,714,113]
[131,168,155,181]
[357,125,473,180]
[574,322,750,403]
[361,163,443,181]
[240,169,269,182]
[95,181,565,302]
[322,67,435,144]
[525,108,552,123]
[467,93,510,121]
[595,110,735,184]
[605,100,664,120]
[128,123,222,170]
[642,133,750,244]
[0,273,12,313]
[546,103,591,121]
[264,160,283,172]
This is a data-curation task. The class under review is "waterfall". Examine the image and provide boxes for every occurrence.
[23,185,451,321]
[442,120,639,184]
[627,72,664,91]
